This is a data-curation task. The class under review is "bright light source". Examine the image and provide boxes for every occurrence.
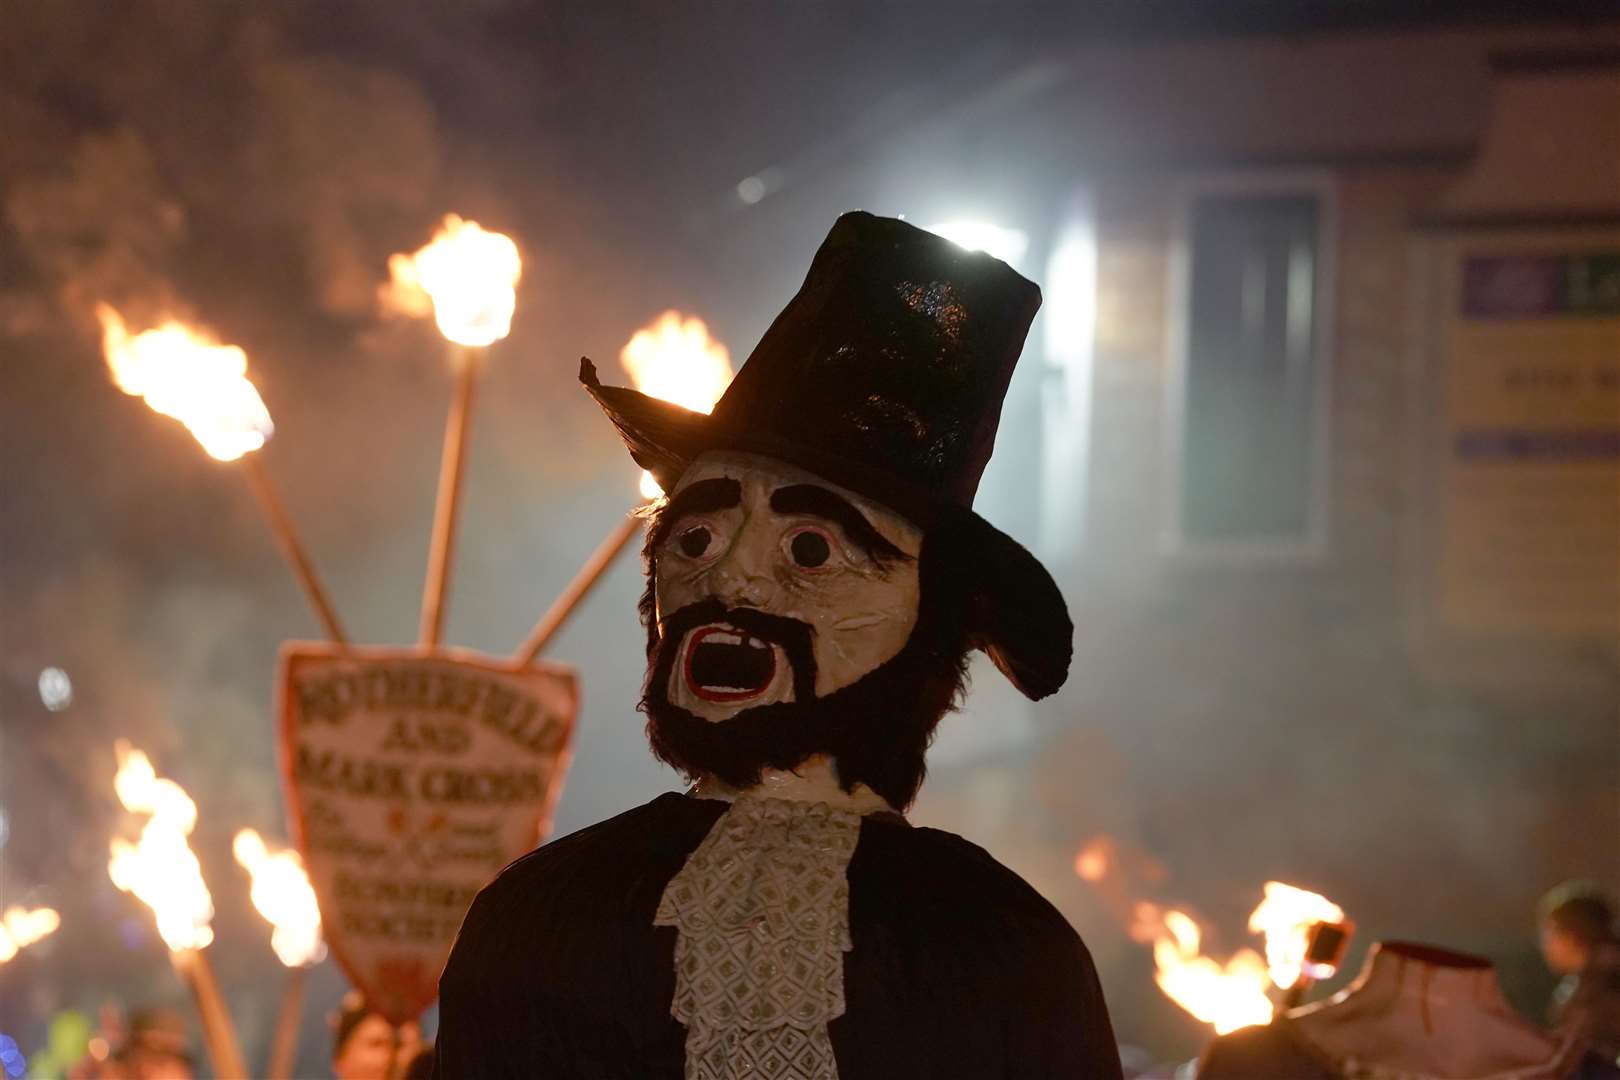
[96,306,274,462]
[382,215,522,347]
[1039,211,1099,558]
[736,176,767,205]
[0,1033,23,1078]
[37,668,72,712]
[619,311,733,414]
[924,221,1029,266]
[108,742,215,952]
[639,470,665,501]
[233,828,326,967]
[1248,881,1345,990]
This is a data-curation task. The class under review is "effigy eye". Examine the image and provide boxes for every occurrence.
[677,526,712,558]
[787,529,831,569]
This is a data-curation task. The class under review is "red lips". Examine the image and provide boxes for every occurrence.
[683,624,778,703]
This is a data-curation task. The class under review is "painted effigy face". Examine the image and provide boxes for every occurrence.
[651,451,923,723]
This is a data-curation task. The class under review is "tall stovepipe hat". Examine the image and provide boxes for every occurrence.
[582,210,1071,699]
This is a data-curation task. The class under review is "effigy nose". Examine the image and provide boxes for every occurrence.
[708,532,776,609]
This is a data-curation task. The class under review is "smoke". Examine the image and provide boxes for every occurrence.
[1,1,441,334]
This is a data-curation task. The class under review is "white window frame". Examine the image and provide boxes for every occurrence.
[1162,170,1338,562]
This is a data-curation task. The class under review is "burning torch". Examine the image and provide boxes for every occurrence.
[0,905,61,964]
[512,311,733,664]
[234,828,325,1080]
[107,741,248,1079]
[382,214,522,649]
[1084,854,1352,1037]
[1248,880,1353,1011]
[96,304,348,645]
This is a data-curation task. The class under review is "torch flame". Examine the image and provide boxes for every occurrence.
[107,741,215,952]
[1248,880,1346,990]
[639,469,666,501]
[1137,904,1275,1035]
[620,311,734,499]
[0,906,62,963]
[620,311,733,413]
[383,214,522,347]
[97,304,274,462]
[232,828,325,968]
[1073,835,1114,883]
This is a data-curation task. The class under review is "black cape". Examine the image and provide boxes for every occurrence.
[435,792,1120,1079]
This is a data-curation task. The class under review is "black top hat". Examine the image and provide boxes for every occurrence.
[582,211,1071,699]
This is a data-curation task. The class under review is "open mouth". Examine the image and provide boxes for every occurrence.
[683,625,777,703]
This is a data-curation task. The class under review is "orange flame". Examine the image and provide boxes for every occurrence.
[0,906,62,963]
[383,214,522,347]
[233,829,325,967]
[1074,835,1114,883]
[620,311,734,498]
[1136,903,1275,1034]
[639,469,666,501]
[97,304,274,462]
[1104,876,1348,1033]
[1248,880,1346,989]
[107,741,215,952]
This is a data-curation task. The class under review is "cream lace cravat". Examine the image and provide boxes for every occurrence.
[655,796,862,1080]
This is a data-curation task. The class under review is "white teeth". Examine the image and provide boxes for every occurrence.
[697,628,772,650]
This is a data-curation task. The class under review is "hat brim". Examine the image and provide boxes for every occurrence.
[580,358,1072,700]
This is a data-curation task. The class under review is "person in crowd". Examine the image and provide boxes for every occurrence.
[1540,880,1620,1061]
[107,1008,193,1080]
[330,992,423,1080]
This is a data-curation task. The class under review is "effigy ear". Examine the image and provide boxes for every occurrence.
[926,509,1073,702]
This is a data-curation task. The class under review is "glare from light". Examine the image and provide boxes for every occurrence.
[639,470,665,501]
[0,807,8,850]
[736,176,767,205]
[923,221,1029,266]
[0,1033,22,1079]
[1073,835,1113,882]
[0,907,62,964]
[37,667,73,711]
[1039,212,1098,557]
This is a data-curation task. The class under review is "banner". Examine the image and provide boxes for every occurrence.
[1431,235,1620,637]
[277,644,577,1023]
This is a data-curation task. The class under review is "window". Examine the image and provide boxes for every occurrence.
[1168,179,1333,557]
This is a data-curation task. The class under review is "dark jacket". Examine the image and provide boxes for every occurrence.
[435,792,1120,1078]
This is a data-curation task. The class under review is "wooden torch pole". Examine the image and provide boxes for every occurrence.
[172,948,249,1079]
[513,512,643,666]
[241,455,348,645]
[266,964,307,1080]
[419,348,482,647]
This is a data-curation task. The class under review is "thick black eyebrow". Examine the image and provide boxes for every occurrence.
[770,484,911,564]
[648,477,741,550]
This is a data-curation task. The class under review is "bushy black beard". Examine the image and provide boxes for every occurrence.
[640,573,971,811]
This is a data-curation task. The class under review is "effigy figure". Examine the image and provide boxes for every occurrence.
[435,211,1121,1078]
